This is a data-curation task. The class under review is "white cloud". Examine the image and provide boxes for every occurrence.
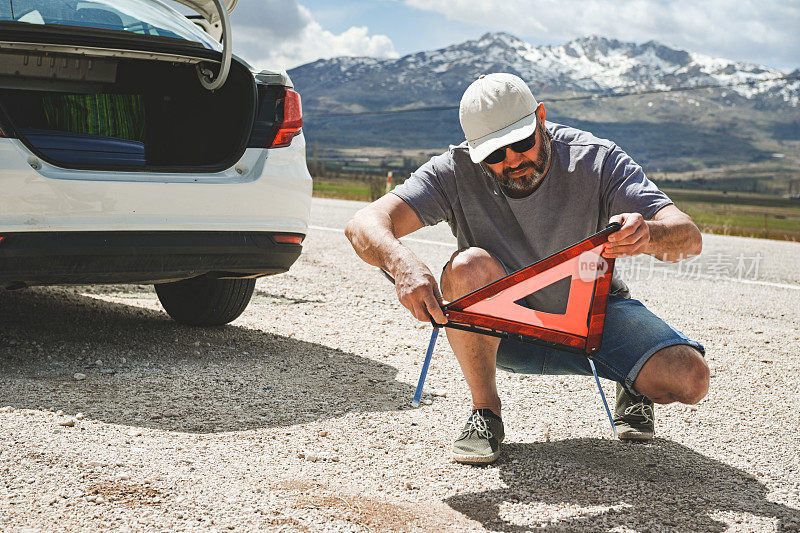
[230,2,397,71]
[403,0,800,69]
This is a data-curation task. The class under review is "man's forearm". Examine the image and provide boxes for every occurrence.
[645,212,702,262]
[346,204,446,323]
[344,208,412,276]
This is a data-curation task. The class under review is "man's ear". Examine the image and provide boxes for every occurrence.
[536,102,546,123]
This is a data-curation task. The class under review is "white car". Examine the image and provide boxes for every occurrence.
[0,0,312,325]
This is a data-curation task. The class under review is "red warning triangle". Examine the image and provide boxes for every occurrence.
[442,223,620,355]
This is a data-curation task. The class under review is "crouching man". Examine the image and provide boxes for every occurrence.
[345,73,709,464]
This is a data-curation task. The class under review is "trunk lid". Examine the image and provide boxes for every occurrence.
[0,0,224,63]
[0,0,237,89]
[172,0,238,23]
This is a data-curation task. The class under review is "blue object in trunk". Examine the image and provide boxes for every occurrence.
[20,129,146,166]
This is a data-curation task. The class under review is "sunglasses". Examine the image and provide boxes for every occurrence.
[482,131,536,165]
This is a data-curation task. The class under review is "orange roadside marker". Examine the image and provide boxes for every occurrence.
[413,222,622,436]
[443,222,621,355]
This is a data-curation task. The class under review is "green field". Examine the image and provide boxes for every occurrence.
[663,189,800,241]
[313,177,385,201]
[313,180,371,200]
[311,177,800,242]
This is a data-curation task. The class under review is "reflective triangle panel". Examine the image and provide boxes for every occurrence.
[461,243,604,337]
[444,223,620,355]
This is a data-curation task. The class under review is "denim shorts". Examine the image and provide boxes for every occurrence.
[440,253,704,394]
[495,295,705,394]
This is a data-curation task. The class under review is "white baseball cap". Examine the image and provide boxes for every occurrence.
[459,73,539,163]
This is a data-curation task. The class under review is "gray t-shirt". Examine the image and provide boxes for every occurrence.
[391,121,673,302]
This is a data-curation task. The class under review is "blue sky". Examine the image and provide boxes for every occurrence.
[225,0,800,72]
[298,0,483,55]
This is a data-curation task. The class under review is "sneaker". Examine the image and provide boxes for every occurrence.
[452,409,505,465]
[613,383,654,440]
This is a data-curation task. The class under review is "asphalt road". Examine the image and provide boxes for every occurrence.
[1,196,798,531]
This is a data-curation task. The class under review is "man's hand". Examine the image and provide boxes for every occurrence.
[603,212,651,258]
[393,257,448,325]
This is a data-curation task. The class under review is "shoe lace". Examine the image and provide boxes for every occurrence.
[623,400,654,423]
[461,413,494,440]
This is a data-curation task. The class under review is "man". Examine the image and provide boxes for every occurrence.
[345,73,708,464]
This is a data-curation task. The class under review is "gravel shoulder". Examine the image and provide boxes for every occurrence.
[1,197,799,531]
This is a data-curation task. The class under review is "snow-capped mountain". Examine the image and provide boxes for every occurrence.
[289,33,798,172]
[290,32,799,112]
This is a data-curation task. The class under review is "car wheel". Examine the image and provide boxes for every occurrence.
[154,275,256,326]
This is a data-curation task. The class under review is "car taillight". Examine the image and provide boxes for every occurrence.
[269,89,303,148]
[273,234,303,244]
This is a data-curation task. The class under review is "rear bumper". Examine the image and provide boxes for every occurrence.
[0,231,303,287]
[0,141,312,233]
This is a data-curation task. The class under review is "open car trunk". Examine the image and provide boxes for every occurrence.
[0,51,257,172]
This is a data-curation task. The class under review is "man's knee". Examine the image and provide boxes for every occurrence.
[441,247,505,301]
[636,345,709,404]
[681,349,710,404]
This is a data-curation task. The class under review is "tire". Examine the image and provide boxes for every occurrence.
[154,275,256,326]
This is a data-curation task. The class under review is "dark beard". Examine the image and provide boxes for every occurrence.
[481,122,552,198]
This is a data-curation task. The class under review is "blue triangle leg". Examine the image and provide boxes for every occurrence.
[589,358,618,439]
[412,327,440,407]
